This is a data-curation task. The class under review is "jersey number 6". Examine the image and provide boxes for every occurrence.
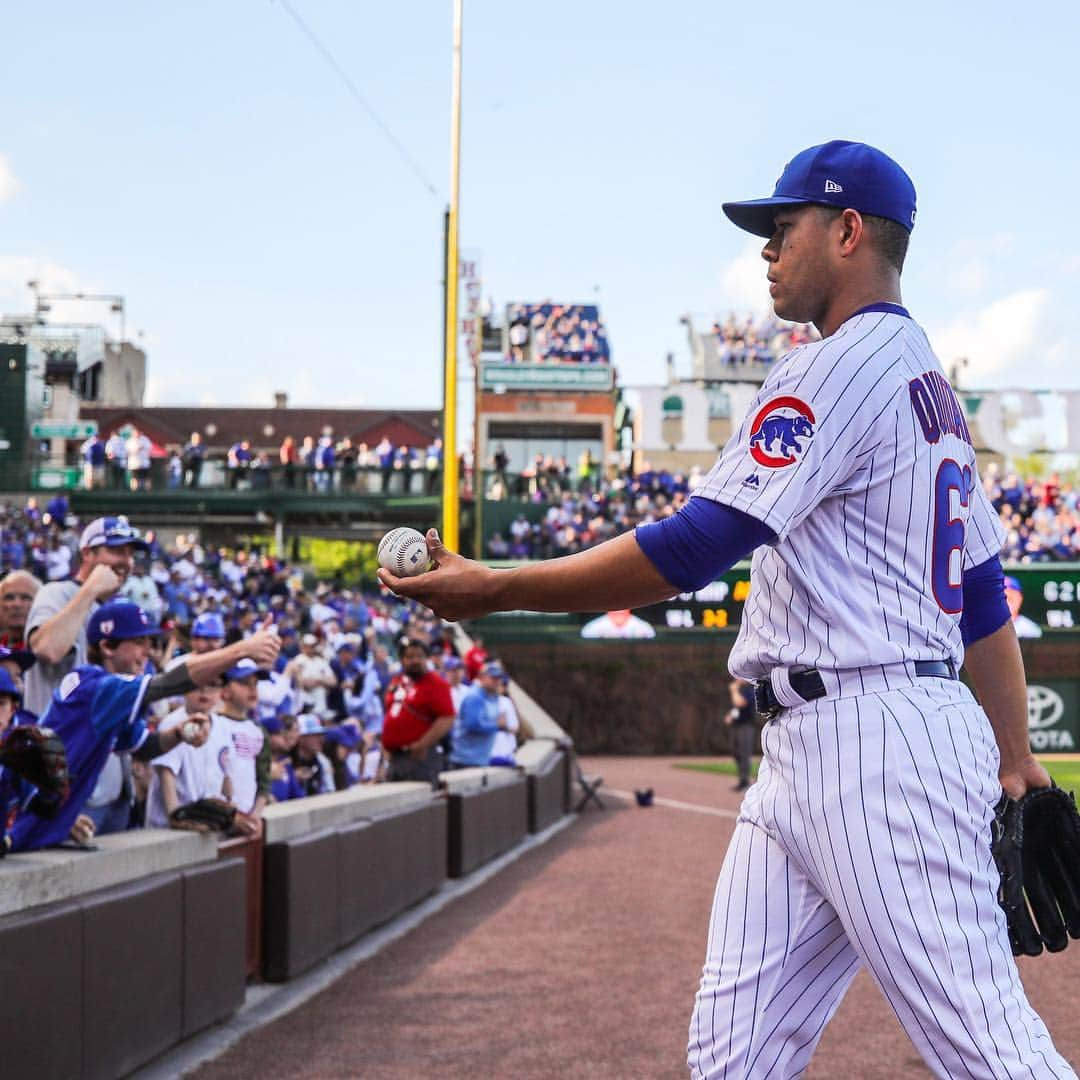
[931,459,971,614]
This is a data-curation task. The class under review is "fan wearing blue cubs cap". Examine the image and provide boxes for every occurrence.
[381,141,1071,1076]
[8,603,281,853]
[191,611,227,647]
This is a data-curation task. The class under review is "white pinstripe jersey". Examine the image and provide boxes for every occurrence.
[694,308,1006,680]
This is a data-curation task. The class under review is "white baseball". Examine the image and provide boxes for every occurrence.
[378,527,431,578]
[182,721,200,743]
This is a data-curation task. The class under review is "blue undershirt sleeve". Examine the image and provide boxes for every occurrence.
[959,554,1011,647]
[634,497,776,593]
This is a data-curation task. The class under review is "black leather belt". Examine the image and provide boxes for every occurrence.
[753,659,958,719]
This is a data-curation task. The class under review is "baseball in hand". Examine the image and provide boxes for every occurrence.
[182,721,200,743]
[378,527,431,578]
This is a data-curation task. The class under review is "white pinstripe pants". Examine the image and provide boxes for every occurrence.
[687,679,1076,1080]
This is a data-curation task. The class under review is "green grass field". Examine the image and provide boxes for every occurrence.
[675,758,1080,793]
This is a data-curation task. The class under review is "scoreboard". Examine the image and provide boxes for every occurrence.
[1013,566,1080,631]
[638,569,753,631]
[476,564,1080,637]
[635,563,1080,634]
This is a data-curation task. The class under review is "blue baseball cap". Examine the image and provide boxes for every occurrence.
[222,658,272,683]
[1004,577,1023,592]
[0,667,21,700]
[722,140,917,239]
[79,515,149,551]
[296,714,326,737]
[191,612,226,639]
[87,601,161,644]
[481,661,505,679]
[322,725,361,749]
[0,645,35,672]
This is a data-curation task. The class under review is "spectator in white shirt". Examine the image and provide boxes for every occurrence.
[44,537,72,582]
[148,684,232,828]
[284,633,337,718]
[126,428,153,491]
[490,675,521,766]
[105,432,128,489]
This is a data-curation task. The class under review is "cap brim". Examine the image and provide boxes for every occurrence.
[1,650,36,671]
[224,668,271,682]
[721,196,815,238]
[95,537,150,551]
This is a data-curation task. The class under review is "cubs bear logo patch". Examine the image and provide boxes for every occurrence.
[748,395,816,468]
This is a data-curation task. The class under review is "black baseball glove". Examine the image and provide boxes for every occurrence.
[169,797,236,833]
[992,784,1080,956]
[0,725,70,818]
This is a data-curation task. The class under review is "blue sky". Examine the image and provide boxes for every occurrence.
[1,0,1076,409]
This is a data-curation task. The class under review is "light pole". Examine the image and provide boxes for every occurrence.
[27,282,126,344]
[441,0,464,551]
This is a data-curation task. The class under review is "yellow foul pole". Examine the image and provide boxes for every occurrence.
[441,0,463,549]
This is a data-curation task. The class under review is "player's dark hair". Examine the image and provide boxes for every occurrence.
[864,214,910,273]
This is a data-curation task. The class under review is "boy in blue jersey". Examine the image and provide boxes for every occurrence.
[8,600,280,853]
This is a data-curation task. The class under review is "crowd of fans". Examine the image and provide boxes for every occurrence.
[711,313,816,368]
[486,461,1080,562]
[0,457,1076,849]
[77,430,443,495]
[486,464,701,559]
[983,465,1080,563]
[505,302,611,364]
[0,499,526,854]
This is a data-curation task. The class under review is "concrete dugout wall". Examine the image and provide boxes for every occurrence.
[443,769,529,878]
[0,832,243,1080]
[261,784,445,982]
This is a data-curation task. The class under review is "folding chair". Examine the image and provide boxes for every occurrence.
[574,759,605,812]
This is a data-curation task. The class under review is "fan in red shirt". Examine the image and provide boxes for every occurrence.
[382,637,455,786]
[463,637,488,681]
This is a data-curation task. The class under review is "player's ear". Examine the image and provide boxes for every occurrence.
[838,209,864,256]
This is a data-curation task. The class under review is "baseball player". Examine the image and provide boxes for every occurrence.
[381,140,1073,1077]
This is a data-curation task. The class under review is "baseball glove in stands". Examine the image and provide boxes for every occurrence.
[0,725,70,817]
[169,797,236,833]
[992,784,1080,956]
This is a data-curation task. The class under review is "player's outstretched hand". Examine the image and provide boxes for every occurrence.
[244,616,282,668]
[378,529,499,622]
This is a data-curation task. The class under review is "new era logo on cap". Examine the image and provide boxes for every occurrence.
[824,179,843,193]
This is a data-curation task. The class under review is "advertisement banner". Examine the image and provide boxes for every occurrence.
[1026,681,1080,752]
[481,363,614,392]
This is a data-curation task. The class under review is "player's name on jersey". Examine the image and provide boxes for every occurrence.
[909,369,973,445]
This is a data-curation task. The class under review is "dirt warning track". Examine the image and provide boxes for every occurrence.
[192,758,1080,1079]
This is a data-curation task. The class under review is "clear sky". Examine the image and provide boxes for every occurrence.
[1,0,1076,409]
